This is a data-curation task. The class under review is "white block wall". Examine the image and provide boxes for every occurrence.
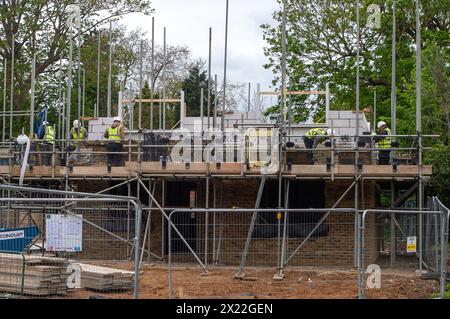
[87,117,115,141]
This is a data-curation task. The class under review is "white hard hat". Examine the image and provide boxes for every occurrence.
[73,120,79,127]
[43,121,49,125]
[113,116,122,122]
[326,129,335,136]
[377,121,386,129]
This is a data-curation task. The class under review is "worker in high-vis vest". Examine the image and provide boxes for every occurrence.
[104,117,125,167]
[374,121,392,165]
[70,120,88,148]
[41,121,55,166]
[303,128,334,164]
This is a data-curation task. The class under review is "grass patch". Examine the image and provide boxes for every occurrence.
[430,284,450,299]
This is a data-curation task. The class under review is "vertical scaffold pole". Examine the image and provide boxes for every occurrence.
[415,0,423,272]
[222,0,229,132]
[96,30,101,118]
[207,27,212,130]
[107,22,113,118]
[235,173,267,278]
[150,17,155,131]
[9,34,15,142]
[2,58,6,143]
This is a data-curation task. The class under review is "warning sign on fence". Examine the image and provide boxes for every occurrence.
[407,236,417,253]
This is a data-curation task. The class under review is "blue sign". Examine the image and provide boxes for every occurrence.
[0,226,39,253]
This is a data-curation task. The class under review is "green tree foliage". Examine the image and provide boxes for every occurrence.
[0,0,153,137]
[181,61,208,118]
[262,0,449,204]
[262,0,449,125]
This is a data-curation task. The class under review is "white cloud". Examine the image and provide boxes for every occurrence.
[121,0,279,93]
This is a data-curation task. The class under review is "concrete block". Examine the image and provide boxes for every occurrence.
[91,125,108,134]
[88,120,102,126]
[328,111,340,119]
[102,118,114,125]
[331,119,350,128]
[337,111,355,119]
[339,128,355,137]
[88,133,104,141]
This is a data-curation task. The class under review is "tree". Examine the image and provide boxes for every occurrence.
[117,28,192,130]
[261,0,449,124]
[0,0,153,137]
[181,60,208,118]
[262,0,450,204]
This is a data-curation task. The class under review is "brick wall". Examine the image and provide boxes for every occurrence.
[52,178,380,266]
[169,179,379,267]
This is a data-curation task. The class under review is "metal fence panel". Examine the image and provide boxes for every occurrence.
[168,209,358,299]
[358,210,446,299]
[0,185,141,299]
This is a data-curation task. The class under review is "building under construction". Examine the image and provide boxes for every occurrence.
[0,84,447,299]
[0,0,448,300]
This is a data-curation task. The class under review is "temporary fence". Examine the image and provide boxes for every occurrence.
[358,209,447,299]
[166,207,448,299]
[428,197,450,279]
[167,208,359,299]
[0,184,142,299]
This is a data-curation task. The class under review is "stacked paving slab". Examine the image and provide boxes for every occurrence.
[0,253,70,296]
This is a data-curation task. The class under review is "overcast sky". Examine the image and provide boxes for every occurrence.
[122,0,280,95]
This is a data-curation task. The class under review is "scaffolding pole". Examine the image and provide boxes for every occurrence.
[77,25,82,123]
[222,0,229,132]
[207,27,212,130]
[214,74,218,129]
[139,178,162,268]
[390,180,396,268]
[66,29,73,147]
[235,173,267,278]
[391,0,397,141]
[9,34,15,141]
[275,179,290,279]
[162,27,167,134]
[205,176,209,265]
[107,22,113,118]
[138,40,144,129]
[2,58,6,143]
[57,58,63,141]
[96,29,101,118]
[416,0,423,272]
[30,54,36,137]
[150,17,155,131]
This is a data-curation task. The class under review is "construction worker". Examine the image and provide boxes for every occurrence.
[303,128,334,164]
[374,121,392,165]
[69,120,88,150]
[39,121,55,166]
[104,117,125,167]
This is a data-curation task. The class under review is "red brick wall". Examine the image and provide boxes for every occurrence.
[66,178,379,266]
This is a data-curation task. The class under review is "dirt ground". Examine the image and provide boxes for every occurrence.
[70,261,442,299]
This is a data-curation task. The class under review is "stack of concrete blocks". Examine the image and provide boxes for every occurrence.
[326,111,370,149]
[87,117,114,141]
[181,111,265,137]
[327,111,373,164]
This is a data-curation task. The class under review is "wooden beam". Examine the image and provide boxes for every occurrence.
[289,165,433,177]
[2,163,433,178]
